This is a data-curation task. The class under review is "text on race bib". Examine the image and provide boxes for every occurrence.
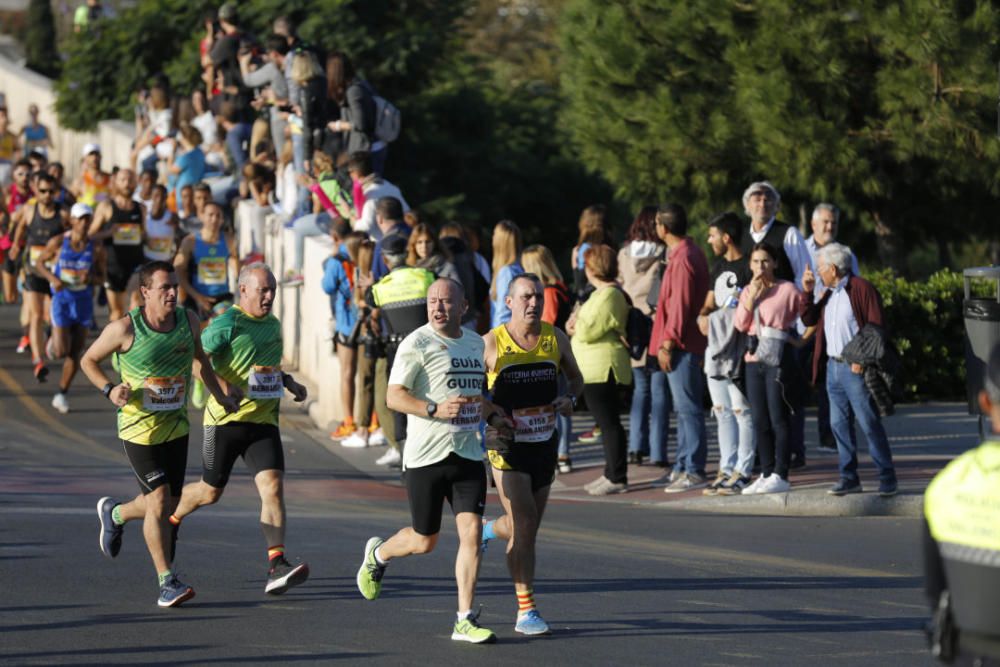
[142,376,186,411]
[448,397,483,433]
[60,266,89,290]
[513,405,557,443]
[145,236,173,256]
[197,256,227,285]
[113,223,143,246]
[248,365,283,399]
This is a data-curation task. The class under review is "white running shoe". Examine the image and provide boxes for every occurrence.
[368,428,387,446]
[742,474,769,495]
[52,392,69,414]
[375,448,401,466]
[757,475,791,494]
[341,432,369,448]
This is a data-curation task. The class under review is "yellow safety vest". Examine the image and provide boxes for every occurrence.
[925,440,1000,553]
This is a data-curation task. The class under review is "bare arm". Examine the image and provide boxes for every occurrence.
[554,327,584,414]
[88,201,114,242]
[386,383,470,419]
[81,317,134,407]
[174,235,207,305]
[33,234,63,288]
[188,309,239,412]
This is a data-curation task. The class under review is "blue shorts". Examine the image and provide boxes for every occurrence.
[51,288,94,329]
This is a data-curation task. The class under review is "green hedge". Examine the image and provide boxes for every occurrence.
[867,269,969,401]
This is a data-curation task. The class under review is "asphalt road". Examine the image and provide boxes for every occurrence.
[0,307,936,666]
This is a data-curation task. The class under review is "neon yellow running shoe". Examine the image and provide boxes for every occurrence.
[357,537,385,600]
[452,612,497,644]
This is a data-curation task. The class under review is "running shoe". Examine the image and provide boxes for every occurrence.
[452,612,497,644]
[577,427,601,444]
[97,496,124,558]
[515,609,551,635]
[368,427,387,446]
[265,556,310,595]
[33,361,48,383]
[664,473,708,494]
[51,392,69,414]
[587,477,627,496]
[340,431,369,448]
[557,457,572,474]
[330,422,356,441]
[375,448,401,466]
[157,575,195,608]
[15,334,29,353]
[357,537,386,600]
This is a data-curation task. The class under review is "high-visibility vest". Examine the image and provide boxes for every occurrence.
[370,267,434,336]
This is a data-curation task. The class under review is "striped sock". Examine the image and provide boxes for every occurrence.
[268,545,285,562]
[516,588,535,615]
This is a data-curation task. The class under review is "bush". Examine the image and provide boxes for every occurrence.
[867,269,966,401]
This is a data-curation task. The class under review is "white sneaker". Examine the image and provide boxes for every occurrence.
[375,448,401,466]
[742,474,769,495]
[368,429,387,447]
[757,475,791,494]
[51,392,69,414]
[341,432,369,448]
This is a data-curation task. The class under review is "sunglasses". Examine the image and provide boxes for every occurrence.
[37,188,54,194]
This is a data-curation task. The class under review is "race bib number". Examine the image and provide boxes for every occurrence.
[248,365,284,399]
[60,266,89,290]
[513,405,557,443]
[29,245,55,271]
[145,236,173,258]
[113,223,142,246]
[449,397,483,433]
[143,376,186,411]
[197,256,227,286]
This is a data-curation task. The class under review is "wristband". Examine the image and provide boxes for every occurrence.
[101,382,114,399]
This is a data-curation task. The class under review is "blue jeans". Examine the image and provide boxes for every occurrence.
[628,360,671,464]
[826,359,896,484]
[707,375,754,477]
[226,122,252,178]
[290,212,331,272]
[664,350,706,476]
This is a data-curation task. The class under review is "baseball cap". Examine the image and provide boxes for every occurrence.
[70,203,93,219]
[382,234,408,256]
[81,142,101,157]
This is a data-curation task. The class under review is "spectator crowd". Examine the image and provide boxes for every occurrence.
[0,3,902,502]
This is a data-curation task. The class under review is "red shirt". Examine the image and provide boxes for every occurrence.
[648,237,710,356]
[7,184,26,214]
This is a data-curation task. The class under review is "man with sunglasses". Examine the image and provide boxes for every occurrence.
[10,172,69,381]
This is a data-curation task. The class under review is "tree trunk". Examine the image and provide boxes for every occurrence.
[872,210,904,273]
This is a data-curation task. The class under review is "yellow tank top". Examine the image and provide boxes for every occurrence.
[487,322,560,444]
[80,170,110,207]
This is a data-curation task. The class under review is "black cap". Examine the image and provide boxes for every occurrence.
[382,234,408,256]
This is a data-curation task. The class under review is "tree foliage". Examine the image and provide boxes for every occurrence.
[25,0,60,78]
[559,0,1000,273]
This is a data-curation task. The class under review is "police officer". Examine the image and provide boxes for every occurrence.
[923,342,1000,664]
[366,233,435,466]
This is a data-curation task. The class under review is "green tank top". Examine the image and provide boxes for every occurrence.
[201,305,284,426]
[115,306,195,445]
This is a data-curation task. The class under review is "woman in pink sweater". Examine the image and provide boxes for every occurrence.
[734,242,809,495]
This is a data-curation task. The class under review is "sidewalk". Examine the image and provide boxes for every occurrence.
[284,389,985,518]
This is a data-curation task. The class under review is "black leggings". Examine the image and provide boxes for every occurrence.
[745,361,792,480]
[584,373,628,484]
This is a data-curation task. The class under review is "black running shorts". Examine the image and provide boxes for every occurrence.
[201,422,284,488]
[123,436,188,496]
[2,252,20,275]
[486,439,558,493]
[23,273,50,294]
[403,453,486,536]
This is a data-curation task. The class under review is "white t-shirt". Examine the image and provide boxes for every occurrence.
[356,179,410,241]
[388,324,486,470]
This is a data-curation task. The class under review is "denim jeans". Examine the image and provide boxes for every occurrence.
[291,132,311,218]
[226,122,252,178]
[826,359,897,484]
[707,375,754,477]
[745,360,792,480]
[664,350,706,476]
[628,360,671,464]
[291,211,331,272]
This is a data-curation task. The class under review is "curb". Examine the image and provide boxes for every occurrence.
[649,489,923,518]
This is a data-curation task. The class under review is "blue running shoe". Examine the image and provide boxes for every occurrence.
[97,496,124,558]
[158,575,195,608]
[515,609,551,636]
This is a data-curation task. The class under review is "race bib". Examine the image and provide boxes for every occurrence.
[248,365,284,399]
[142,376,186,411]
[197,256,227,285]
[513,405,557,443]
[448,397,482,433]
[113,223,142,246]
[29,245,55,271]
[145,236,173,258]
[60,266,89,290]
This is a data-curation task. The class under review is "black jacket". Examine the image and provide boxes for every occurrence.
[841,323,900,416]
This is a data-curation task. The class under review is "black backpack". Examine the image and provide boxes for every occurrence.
[616,287,653,361]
